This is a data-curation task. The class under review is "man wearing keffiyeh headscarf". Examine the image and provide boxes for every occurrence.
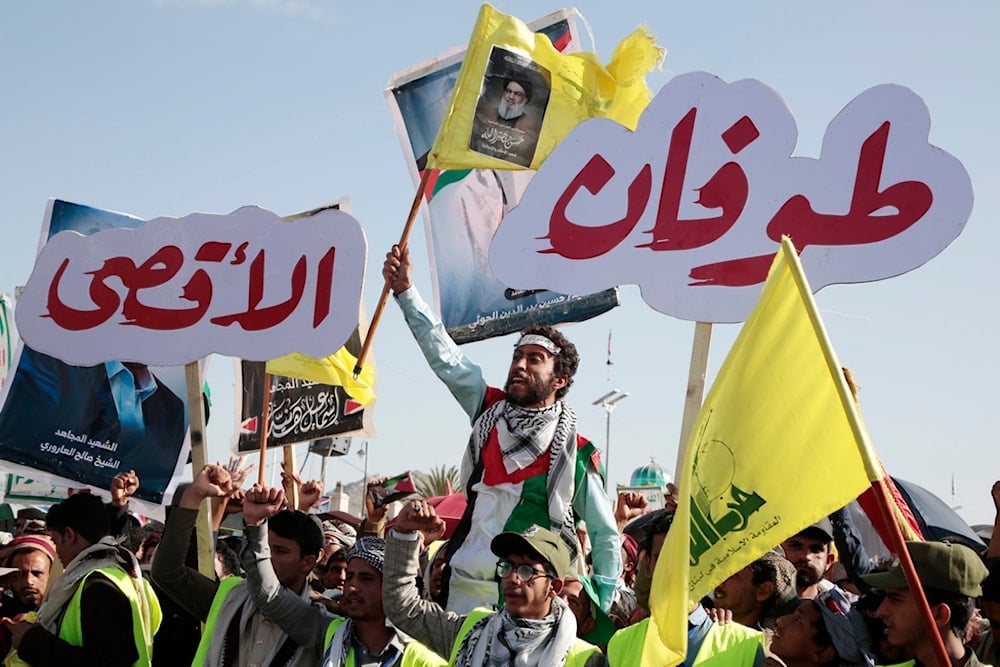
[383,245,622,616]
[384,504,605,666]
[6,492,161,666]
[238,488,445,667]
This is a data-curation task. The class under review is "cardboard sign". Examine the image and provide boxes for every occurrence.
[491,72,973,322]
[17,204,367,365]
[236,360,371,453]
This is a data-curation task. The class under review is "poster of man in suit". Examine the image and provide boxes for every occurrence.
[0,200,189,505]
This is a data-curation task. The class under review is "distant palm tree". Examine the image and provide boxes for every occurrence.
[415,465,460,498]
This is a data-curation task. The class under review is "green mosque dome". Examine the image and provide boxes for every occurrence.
[629,459,671,488]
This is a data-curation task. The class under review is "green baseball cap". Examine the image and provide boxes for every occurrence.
[861,541,988,597]
[491,524,571,579]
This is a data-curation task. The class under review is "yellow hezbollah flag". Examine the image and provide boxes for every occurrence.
[642,237,885,666]
[427,3,663,171]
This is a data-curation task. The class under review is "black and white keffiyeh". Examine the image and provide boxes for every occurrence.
[464,400,579,564]
[321,618,355,667]
[346,537,385,573]
[454,596,577,667]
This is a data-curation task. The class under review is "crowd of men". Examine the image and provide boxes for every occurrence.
[0,243,996,666]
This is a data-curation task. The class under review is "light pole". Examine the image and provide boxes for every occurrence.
[357,441,369,518]
[592,389,629,492]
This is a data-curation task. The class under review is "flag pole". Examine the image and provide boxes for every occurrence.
[868,477,952,667]
[353,169,432,377]
[184,359,215,578]
[785,235,949,665]
[675,321,712,478]
[257,372,273,487]
[841,368,952,667]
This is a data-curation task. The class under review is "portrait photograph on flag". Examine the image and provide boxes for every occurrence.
[469,48,551,167]
[385,9,621,343]
[0,200,190,505]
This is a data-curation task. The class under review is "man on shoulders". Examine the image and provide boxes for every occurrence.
[384,501,605,666]
[383,245,621,615]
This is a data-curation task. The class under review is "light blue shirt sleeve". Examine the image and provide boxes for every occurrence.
[573,466,623,614]
[395,287,488,424]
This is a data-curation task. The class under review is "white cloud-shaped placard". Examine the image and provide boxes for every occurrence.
[16,206,366,366]
[490,71,973,322]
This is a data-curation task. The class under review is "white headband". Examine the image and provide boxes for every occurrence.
[515,334,560,355]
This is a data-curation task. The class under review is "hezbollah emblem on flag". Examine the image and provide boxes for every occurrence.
[688,426,767,567]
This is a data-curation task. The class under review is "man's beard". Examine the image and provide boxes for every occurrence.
[498,99,526,121]
[795,569,818,589]
[505,373,556,407]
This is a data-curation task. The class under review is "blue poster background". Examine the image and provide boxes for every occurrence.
[0,200,189,504]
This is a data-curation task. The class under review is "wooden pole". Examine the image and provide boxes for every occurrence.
[283,445,299,509]
[353,169,432,377]
[675,322,712,478]
[843,368,950,665]
[868,477,952,667]
[257,372,273,488]
[183,360,215,578]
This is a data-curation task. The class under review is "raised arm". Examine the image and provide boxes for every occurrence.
[987,480,1000,561]
[573,448,622,613]
[240,485,333,657]
[383,501,467,659]
[149,464,229,620]
[383,244,488,422]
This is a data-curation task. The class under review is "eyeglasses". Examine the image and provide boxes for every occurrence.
[496,560,552,582]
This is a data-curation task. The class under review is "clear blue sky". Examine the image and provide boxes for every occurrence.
[2,1,997,525]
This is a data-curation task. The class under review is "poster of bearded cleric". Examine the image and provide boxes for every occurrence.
[0,200,189,506]
[385,9,619,344]
[469,49,550,168]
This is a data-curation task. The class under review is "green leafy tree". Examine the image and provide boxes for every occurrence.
[414,464,460,498]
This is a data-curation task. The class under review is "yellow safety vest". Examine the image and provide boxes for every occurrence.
[608,617,764,666]
[447,608,600,667]
[191,575,244,667]
[59,566,162,667]
[323,616,447,667]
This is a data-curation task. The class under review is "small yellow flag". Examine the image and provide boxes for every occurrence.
[265,344,375,407]
[427,3,663,171]
[642,237,884,666]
